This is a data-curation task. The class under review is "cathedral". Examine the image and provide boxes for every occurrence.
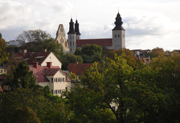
[55,12,125,54]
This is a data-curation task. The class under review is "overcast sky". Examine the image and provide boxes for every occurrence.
[0,0,180,51]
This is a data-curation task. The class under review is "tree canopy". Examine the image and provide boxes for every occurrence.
[65,53,180,123]
[0,38,9,64]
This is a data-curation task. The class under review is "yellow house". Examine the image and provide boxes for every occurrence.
[29,62,71,96]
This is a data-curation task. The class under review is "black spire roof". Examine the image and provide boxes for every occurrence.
[68,18,75,34]
[75,20,81,35]
[113,12,125,30]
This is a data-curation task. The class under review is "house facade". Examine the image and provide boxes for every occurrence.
[29,62,71,96]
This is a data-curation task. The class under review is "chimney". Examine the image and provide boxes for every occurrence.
[47,62,52,68]
[33,62,39,69]
[75,61,78,65]
[23,49,27,53]
[43,49,47,52]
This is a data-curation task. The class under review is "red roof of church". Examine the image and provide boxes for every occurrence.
[68,63,92,75]
[29,66,60,82]
[76,38,112,47]
[14,52,51,65]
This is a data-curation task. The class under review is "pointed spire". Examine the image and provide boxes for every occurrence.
[75,19,81,35]
[113,12,124,30]
[68,18,75,34]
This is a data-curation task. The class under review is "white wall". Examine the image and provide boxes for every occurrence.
[41,52,62,68]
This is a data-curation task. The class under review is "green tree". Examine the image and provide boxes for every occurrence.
[11,61,36,90]
[81,44,102,56]
[66,54,179,123]
[61,53,83,70]
[107,48,144,69]
[74,48,82,55]
[0,38,9,64]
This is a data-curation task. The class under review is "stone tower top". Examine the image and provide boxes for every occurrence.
[113,12,125,31]
[68,18,76,34]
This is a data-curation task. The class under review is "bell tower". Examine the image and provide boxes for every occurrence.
[67,18,76,54]
[75,20,81,40]
[112,12,125,50]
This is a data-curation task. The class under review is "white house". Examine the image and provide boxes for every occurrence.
[29,62,71,96]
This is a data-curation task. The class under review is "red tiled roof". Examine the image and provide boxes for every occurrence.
[68,63,92,75]
[29,66,60,82]
[76,38,112,47]
[64,72,71,82]
[14,52,51,65]
[0,85,3,93]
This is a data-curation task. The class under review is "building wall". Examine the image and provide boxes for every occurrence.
[55,24,70,54]
[112,30,125,50]
[41,52,62,68]
[68,34,76,54]
[45,70,71,96]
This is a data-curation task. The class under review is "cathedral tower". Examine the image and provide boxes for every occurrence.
[75,20,81,40]
[112,12,125,50]
[67,18,76,54]
[55,24,70,54]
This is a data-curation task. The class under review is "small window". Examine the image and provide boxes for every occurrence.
[70,41,71,46]
[65,87,68,91]
[51,78,53,83]
[54,78,57,82]
[115,34,116,37]
[73,41,74,46]
[118,34,120,37]
[62,78,65,82]
[70,36,71,39]
[54,90,57,94]
[58,78,61,82]
[58,90,61,94]
[51,90,53,94]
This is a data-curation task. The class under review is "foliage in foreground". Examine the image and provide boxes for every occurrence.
[65,53,180,123]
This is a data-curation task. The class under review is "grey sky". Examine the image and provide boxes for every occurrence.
[0,0,180,51]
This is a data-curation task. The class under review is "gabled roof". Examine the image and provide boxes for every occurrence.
[68,63,92,75]
[29,66,60,82]
[14,52,51,65]
[76,38,112,47]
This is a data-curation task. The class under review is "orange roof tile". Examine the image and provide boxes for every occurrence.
[76,38,112,47]
[68,63,92,75]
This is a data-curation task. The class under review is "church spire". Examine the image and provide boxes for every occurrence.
[113,12,124,30]
[75,20,81,35]
[68,18,75,34]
